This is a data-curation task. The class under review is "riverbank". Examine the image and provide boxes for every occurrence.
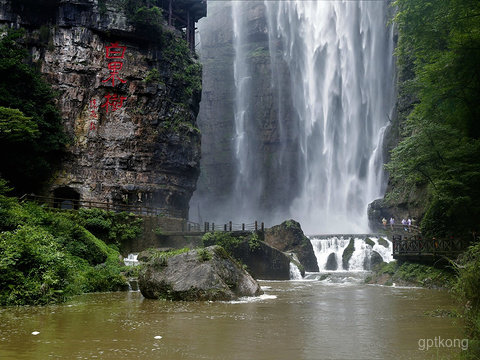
[366,260,456,289]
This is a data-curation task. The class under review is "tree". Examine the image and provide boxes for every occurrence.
[0,27,68,194]
[387,0,480,237]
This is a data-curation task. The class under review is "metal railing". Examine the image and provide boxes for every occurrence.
[392,235,475,259]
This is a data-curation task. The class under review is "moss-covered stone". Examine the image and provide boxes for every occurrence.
[365,238,375,247]
[342,238,355,270]
[377,237,390,248]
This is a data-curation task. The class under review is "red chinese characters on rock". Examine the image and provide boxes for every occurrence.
[101,93,128,113]
[89,98,98,130]
[102,42,128,114]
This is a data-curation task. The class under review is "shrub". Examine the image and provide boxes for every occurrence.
[0,199,127,305]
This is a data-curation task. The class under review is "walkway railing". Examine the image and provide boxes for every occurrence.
[392,234,475,260]
[381,223,421,235]
[178,221,265,234]
[20,194,183,218]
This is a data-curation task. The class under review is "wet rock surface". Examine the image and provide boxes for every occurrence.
[138,246,264,301]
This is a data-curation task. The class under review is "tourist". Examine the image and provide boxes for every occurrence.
[407,218,412,231]
[390,217,394,230]
[382,217,387,229]
[402,219,407,231]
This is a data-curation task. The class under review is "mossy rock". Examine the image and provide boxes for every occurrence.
[365,238,375,247]
[342,238,355,270]
[378,237,390,248]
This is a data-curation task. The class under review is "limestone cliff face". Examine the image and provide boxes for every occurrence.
[0,0,202,218]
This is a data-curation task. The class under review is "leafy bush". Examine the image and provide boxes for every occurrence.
[75,208,143,246]
[0,197,127,306]
[0,225,74,305]
[455,242,480,347]
[124,0,164,36]
[202,232,243,255]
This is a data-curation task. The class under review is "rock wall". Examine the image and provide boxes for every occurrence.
[191,1,300,222]
[0,0,202,218]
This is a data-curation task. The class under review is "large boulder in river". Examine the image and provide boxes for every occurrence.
[264,220,319,272]
[138,246,264,301]
[203,232,291,280]
[325,253,338,271]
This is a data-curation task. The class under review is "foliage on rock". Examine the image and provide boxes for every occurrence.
[367,261,455,289]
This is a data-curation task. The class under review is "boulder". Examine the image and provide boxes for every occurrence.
[138,246,264,301]
[264,220,319,272]
[325,253,338,271]
[342,238,355,270]
[202,232,291,280]
[378,237,390,248]
[230,239,291,280]
[370,251,384,270]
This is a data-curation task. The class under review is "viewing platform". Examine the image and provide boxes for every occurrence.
[160,0,207,51]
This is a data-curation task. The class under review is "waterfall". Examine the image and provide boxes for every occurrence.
[309,236,393,272]
[264,1,395,233]
[192,1,395,233]
[124,253,139,267]
[289,262,303,280]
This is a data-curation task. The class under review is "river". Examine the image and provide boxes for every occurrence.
[0,274,465,360]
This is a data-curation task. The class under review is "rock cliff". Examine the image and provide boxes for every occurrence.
[0,0,203,218]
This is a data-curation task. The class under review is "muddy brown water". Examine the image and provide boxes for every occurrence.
[0,273,466,360]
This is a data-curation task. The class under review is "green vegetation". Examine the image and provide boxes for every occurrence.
[202,231,243,254]
[248,232,261,252]
[0,28,68,195]
[162,31,202,102]
[0,191,138,306]
[145,247,190,269]
[197,248,212,262]
[202,231,261,254]
[143,68,161,84]
[386,0,480,238]
[75,208,143,249]
[454,243,480,358]
[370,261,455,288]
[124,0,164,36]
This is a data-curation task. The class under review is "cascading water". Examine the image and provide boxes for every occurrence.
[289,262,303,280]
[263,1,395,233]
[192,1,395,233]
[231,1,262,218]
[310,236,393,272]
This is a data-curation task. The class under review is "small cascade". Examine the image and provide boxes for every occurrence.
[289,262,303,280]
[124,253,139,267]
[309,236,393,272]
